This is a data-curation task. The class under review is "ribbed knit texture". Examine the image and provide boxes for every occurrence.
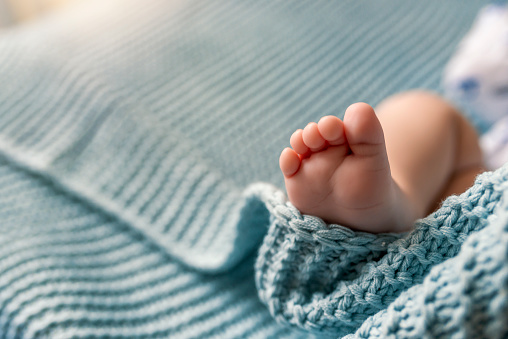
[0,0,499,338]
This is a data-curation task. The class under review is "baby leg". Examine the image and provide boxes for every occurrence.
[376,91,484,216]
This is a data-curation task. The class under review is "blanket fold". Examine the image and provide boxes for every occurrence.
[0,0,284,272]
[0,53,272,271]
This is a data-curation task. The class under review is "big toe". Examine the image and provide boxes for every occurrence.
[343,103,385,156]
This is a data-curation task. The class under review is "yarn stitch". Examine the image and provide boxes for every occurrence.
[256,166,508,337]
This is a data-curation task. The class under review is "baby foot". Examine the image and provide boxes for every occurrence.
[279,103,416,233]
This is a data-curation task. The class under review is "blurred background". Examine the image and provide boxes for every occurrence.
[0,0,80,26]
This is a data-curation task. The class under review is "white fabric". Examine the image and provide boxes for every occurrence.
[444,4,508,169]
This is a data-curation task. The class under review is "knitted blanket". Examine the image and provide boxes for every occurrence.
[0,0,503,338]
[256,167,508,338]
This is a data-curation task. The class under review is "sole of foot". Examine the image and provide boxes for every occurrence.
[279,103,413,233]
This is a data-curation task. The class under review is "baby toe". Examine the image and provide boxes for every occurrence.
[318,116,345,145]
[302,122,326,151]
[279,147,301,177]
[290,129,310,155]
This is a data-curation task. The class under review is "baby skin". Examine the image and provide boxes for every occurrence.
[279,91,484,233]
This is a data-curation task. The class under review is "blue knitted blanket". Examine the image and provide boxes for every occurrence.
[0,0,505,338]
